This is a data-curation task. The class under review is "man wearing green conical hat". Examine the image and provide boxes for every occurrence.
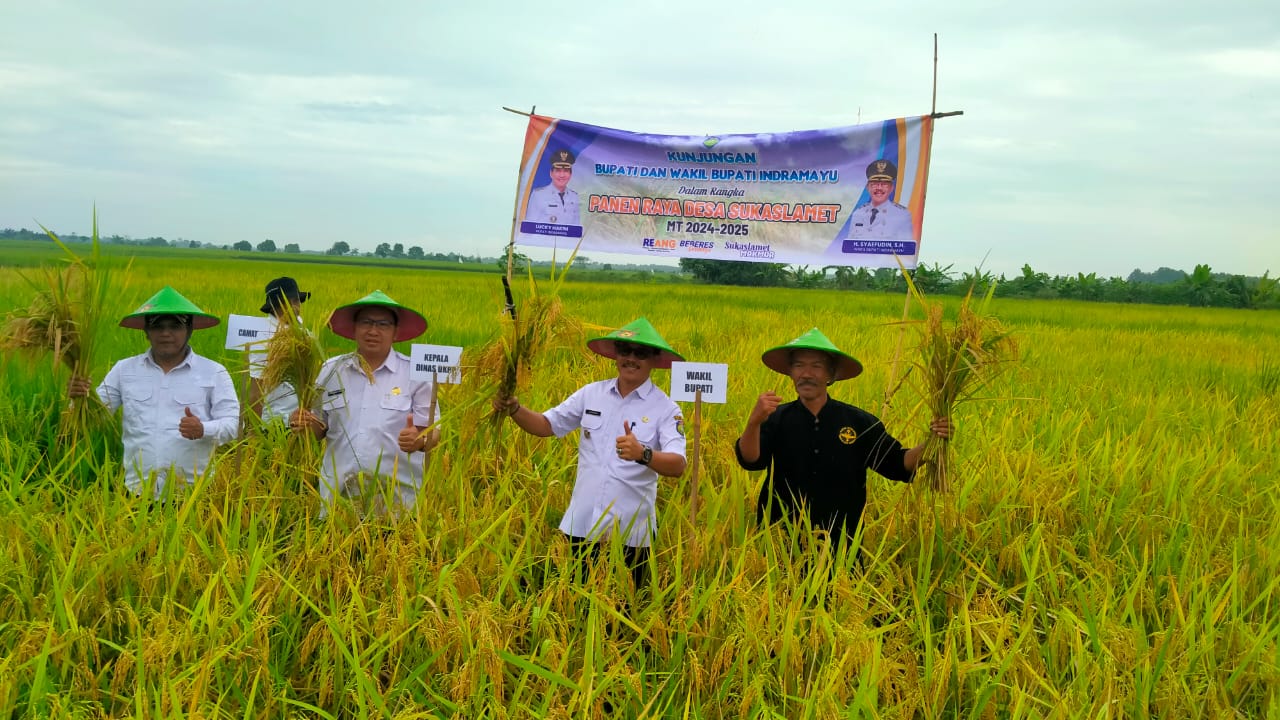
[735,328,952,561]
[291,290,439,518]
[67,286,240,499]
[493,317,687,589]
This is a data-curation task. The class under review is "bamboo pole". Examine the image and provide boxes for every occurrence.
[688,389,702,524]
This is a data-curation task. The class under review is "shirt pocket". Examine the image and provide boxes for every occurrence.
[580,411,604,439]
[171,381,213,411]
[121,376,154,412]
[379,393,413,413]
[321,388,347,413]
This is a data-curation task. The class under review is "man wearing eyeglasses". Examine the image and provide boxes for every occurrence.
[291,290,439,518]
[493,317,687,589]
[66,286,240,499]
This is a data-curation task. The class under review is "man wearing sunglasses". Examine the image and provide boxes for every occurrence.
[494,317,687,589]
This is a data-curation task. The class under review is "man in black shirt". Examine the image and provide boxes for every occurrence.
[735,328,951,560]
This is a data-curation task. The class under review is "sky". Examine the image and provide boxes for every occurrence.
[2,0,1276,279]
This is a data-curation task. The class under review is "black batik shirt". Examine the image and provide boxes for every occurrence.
[734,398,913,541]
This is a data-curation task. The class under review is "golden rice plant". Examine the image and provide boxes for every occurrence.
[1,210,125,443]
[257,309,328,415]
[897,262,1019,492]
[480,243,584,421]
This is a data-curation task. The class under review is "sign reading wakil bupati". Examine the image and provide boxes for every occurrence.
[409,344,463,384]
[225,314,275,350]
[669,362,729,404]
[513,114,933,269]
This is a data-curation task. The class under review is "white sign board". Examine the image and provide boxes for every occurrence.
[669,362,728,404]
[225,314,274,350]
[409,344,464,384]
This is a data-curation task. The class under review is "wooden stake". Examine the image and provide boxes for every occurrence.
[689,389,702,524]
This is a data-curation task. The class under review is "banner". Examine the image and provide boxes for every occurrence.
[513,114,933,268]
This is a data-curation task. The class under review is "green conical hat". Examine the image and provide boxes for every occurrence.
[119,286,220,330]
[328,289,427,342]
[587,316,684,370]
[761,327,863,381]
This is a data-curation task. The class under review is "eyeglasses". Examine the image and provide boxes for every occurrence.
[614,341,657,359]
[355,318,396,330]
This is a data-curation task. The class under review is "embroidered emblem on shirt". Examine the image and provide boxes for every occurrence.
[391,387,401,396]
[838,426,857,444]
[675,415,685,436]
[642,416,649,423]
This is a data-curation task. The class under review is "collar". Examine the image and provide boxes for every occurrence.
[143,346,194,370]
[610,376,653,399]
[342,350,403,376]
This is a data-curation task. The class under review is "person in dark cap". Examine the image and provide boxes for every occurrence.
[524,148,581,226]
[291,290,440,519]
[67,286,240,498]
[735,328,950,567]
[493,317,686,589]
[847,159,914,240]
[248,277,311,421]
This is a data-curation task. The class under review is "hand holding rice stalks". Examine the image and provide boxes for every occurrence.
[1,212,125,442]
[897,262,1019,493]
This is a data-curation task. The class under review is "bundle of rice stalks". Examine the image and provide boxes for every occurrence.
[1,211,125,443]
[258,309,328,417]
[478,243,584,423]
[897,261,1019,493]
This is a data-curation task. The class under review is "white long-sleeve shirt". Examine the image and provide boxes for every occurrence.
[314,351,438,512]
[544,377,686,548]
[96,348,240,497]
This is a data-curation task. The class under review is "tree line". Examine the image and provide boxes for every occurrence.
[3,227,1274,309]
[678,259,1279,309]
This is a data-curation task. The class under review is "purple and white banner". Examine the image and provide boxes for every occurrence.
[514,114,934,268]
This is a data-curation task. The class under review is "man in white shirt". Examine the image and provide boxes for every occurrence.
[291,290,439,518]
[248,276,311,422]
[846,158,914,240]
[494,317,687,589]
[68,286,240,498]
[524,148,581,226]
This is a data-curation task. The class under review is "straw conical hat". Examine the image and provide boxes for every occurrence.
[328,290,426,342]
[119,286,220,330]
[587,317,683,370]
[760,328,862,381]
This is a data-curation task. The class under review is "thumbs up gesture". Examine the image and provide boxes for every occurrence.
[614,420,643,462]
[398,414,423,453]
[178,406,205,439]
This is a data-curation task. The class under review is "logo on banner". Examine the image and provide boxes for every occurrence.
[642,238,676,252]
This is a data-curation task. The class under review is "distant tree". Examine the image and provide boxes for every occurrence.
[326,241,351,256]
[257,238,277,252]
[602,263,613,272]
[911,262,954,294]
[284,243,301,254]
[375,242,392,258]
[233,240,253,252]
[789,265,825,289]
[679,258,788,286]
[145,237,169,247]
[392,243,405,258]
[407,245,424,260]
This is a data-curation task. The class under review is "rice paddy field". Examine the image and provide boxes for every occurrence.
[1,247,1278,718]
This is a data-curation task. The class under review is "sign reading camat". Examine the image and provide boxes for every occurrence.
[409,344,464,384]
[668,362,728,404]
[224,314,275,350]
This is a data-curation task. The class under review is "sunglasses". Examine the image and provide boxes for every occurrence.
[614,341,658,359]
